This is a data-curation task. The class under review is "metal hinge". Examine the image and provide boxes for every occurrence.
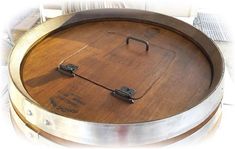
[111,86,136,104]
[57,64,78,77]
[58,64,136,104]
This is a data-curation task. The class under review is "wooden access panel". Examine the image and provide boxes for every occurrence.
[61,32,175,99]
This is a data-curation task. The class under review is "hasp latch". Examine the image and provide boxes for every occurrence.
[111,86,136,104]
[57,64,78,77]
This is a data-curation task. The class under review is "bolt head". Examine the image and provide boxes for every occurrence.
[27,110,33,116]
[43,119,50,126]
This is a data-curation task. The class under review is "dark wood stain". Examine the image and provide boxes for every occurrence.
[21,21,212,123]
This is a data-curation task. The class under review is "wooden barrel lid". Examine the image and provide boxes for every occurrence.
[9,9,224,145]
[21,20,212,123]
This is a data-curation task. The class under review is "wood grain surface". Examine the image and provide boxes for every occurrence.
[21,21,212,123]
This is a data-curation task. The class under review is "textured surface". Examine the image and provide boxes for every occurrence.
[21,21,212,123]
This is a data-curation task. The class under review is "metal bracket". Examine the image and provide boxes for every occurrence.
[111,86,136,104]
[57,64,78,77]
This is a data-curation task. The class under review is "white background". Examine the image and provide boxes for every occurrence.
[0,0,235,149]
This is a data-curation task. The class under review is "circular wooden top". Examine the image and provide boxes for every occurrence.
[21,20,212,123]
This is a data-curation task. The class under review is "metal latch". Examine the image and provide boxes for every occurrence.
[57,64,78,77]
[111,86,136,104]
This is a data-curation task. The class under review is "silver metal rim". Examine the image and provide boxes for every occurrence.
[9,101,222,146]
[8,9,224,146]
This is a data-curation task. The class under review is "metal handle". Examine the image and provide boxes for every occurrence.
[126,36,149,51]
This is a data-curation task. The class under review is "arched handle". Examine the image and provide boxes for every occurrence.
[126,36,149,51]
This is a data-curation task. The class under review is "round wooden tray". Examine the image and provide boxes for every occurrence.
[9,9,224,146]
